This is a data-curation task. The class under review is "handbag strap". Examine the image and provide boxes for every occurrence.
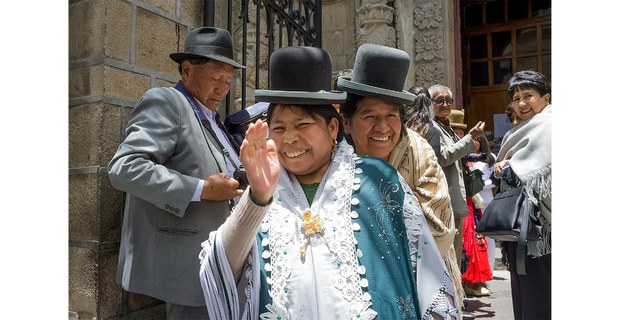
[516,190,530,275]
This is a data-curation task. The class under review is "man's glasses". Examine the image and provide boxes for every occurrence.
[432,97,454,105]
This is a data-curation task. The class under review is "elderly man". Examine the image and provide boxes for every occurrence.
[108,27,245,319]
[429,85,485,273]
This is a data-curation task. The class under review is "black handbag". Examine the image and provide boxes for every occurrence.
[463,166,484,197]
[475,186,543,275]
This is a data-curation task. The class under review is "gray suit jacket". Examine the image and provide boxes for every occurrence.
[433,120,475,218]
[108,86,230,306]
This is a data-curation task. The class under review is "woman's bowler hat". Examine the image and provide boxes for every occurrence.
[254,46,347,105]
[337,43,415,105]
[169,27,245,69]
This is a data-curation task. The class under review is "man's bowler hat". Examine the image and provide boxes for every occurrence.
[169,27,245,69]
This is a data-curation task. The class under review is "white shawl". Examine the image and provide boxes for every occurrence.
[498,104,552,256]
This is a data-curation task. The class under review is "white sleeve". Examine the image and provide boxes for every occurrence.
[191,179,204,202]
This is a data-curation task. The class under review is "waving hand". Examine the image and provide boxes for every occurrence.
[239,119,280,203]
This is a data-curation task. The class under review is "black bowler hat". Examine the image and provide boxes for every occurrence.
[169,27,245,69]
[254,46,347,105]
[337,43,415,104]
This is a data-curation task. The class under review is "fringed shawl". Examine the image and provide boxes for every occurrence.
[498,105,552,257]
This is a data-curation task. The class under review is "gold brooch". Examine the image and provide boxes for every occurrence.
[300,209,329,258]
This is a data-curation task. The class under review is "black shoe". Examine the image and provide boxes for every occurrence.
[462,311,476,320]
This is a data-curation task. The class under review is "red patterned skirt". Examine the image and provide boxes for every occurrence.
[461,197,493,283]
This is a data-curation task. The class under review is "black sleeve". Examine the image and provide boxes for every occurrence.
[425,126,442,159]
[500,165,521,188]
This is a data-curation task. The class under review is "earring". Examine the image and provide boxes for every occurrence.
[331,140,337,159]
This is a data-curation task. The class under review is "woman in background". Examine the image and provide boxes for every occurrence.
[494,70,551,320]
[470,136,498,275]
[461,136,496,297]
[403,86,441,156]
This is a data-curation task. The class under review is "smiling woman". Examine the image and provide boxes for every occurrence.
[342,97,401,161]
[338,44,411,163]
[197,45,460,320]
[338,43,467,312]
[266,104,339,185]
[495,70,552,320]
[507,70,551,122]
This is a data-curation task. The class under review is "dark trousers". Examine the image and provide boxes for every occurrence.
[165,303,209,320]
[506,242,551,320]
[454,217,463,270]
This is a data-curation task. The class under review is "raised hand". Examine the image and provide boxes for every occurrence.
[239,119,280,203]
[468,121,486,139]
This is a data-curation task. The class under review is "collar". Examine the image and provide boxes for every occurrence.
[198,100,217,119]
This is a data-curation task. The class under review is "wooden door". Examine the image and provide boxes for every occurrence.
[461,0,551,152]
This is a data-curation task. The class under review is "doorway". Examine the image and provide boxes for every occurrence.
[460,0,551,151]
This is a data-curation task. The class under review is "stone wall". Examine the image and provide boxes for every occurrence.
[322,0,357,76]
[68,0,205,318]
[322,0,458,92]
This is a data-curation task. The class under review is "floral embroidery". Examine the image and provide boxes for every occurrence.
[351,300,379,320]
[368,179,403,252]
[398,174,423,271]
[397,175,459,319]
[397,295,417,319]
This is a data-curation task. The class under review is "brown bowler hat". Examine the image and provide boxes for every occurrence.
[448,109,467,129]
